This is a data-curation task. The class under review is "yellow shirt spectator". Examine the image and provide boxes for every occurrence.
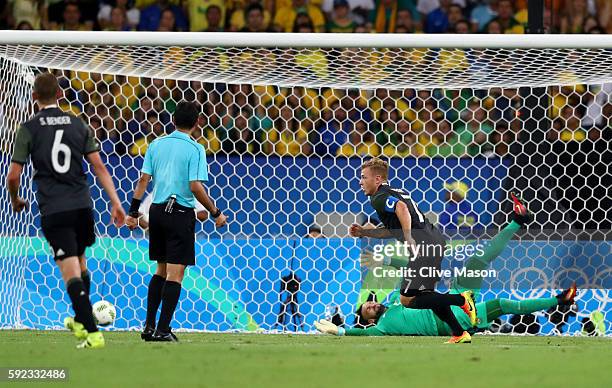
[337,142,381,157]
[188,0,226,31]
[295,49,329,79]
[195,128,222,154]
[266,126,310,156]
[274,3,326,32]
[230,7,272,30]
[130,136,151,156]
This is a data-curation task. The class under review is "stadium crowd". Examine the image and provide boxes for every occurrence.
[0,0,610,159]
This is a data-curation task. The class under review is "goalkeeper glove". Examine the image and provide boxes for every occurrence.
[314,319,345,336]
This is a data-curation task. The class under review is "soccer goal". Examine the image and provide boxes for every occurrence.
[0,31,609,335]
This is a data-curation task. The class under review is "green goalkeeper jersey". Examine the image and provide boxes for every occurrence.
[345,299,440,336]
[345,298,480,336]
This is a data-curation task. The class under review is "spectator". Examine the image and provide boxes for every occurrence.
[470,0,497,32]
[203,4,224,32]
[354,23,371,33]
[417,0,464,17]
[383,130,423,158]
[16,20,33,29]
[264,105,311,156]
[438,180,479,230]
[485,0,524,34]
[560,0,590,34]
[446,4,464,32]
[234,1,272,32]
[424,119,466,157]
[322,0,374,25]
[186,0,225,31]
[336,119,380,157]
[157,7,176,31]
[50,1,92,31]
[293,12,314,31]
[223,112,258,155]
[395,8,416,32]
[596,0,612,33]
[314,101,348,155]
[274,0,326,32]
[424,0,452,33]
[138,0,187,31]
[129,110,166,156]
[10,0,47,29]
[485,18,502,33]
[457,99,493,156]
[98,0,140,30]
[582,16,602,33]
[453,18,469,33]
[104,7,131,31]
[326,0,357,33]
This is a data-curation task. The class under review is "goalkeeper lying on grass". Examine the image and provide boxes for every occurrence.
[316,199,578,337]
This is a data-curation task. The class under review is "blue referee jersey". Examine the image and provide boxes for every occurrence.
[142,130,208,208]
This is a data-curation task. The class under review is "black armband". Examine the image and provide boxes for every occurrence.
[211,208,222,218]
[129,198,142,217]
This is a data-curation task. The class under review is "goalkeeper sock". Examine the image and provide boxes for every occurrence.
[81,270,91,296]
[408,292,466,336]
[66,277,98,333]
[146,274,166,327]
[485,297,558,322]
[157,281,181,333]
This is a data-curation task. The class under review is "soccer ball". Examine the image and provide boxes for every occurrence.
[92,300,116,327]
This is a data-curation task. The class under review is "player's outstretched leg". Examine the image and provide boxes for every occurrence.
[452,192,532,295]
[151,263,184,342]
[142,263,167,341]
[482,283,577,324]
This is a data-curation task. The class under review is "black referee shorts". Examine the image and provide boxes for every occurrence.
[41,207,96,261]
[148,202,196,266]
[399,232,446,297]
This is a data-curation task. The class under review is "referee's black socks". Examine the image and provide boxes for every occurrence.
[66,277,98,333]
[157,281,182,333]
[146,274,166,328]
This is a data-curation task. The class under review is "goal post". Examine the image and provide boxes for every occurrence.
[0,31,609,335]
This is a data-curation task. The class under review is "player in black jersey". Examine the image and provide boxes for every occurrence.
[349,157,477,343]
[6,73,126,349]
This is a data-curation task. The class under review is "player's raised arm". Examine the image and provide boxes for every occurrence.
[86,151,126,227]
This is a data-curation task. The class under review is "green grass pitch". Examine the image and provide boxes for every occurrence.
[1,331,610,387]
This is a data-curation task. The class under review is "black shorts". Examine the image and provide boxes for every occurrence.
[399,235,446,297]
[41,208,96,261]
[149,202,196,266]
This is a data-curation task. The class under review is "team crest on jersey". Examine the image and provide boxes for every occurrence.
[384,196,399,213]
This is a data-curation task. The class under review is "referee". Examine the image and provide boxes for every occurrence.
[126,101,227,342]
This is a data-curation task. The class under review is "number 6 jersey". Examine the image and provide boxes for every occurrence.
[11,106,100,216]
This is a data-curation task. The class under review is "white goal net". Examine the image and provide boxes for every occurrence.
[0,32,609,336]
